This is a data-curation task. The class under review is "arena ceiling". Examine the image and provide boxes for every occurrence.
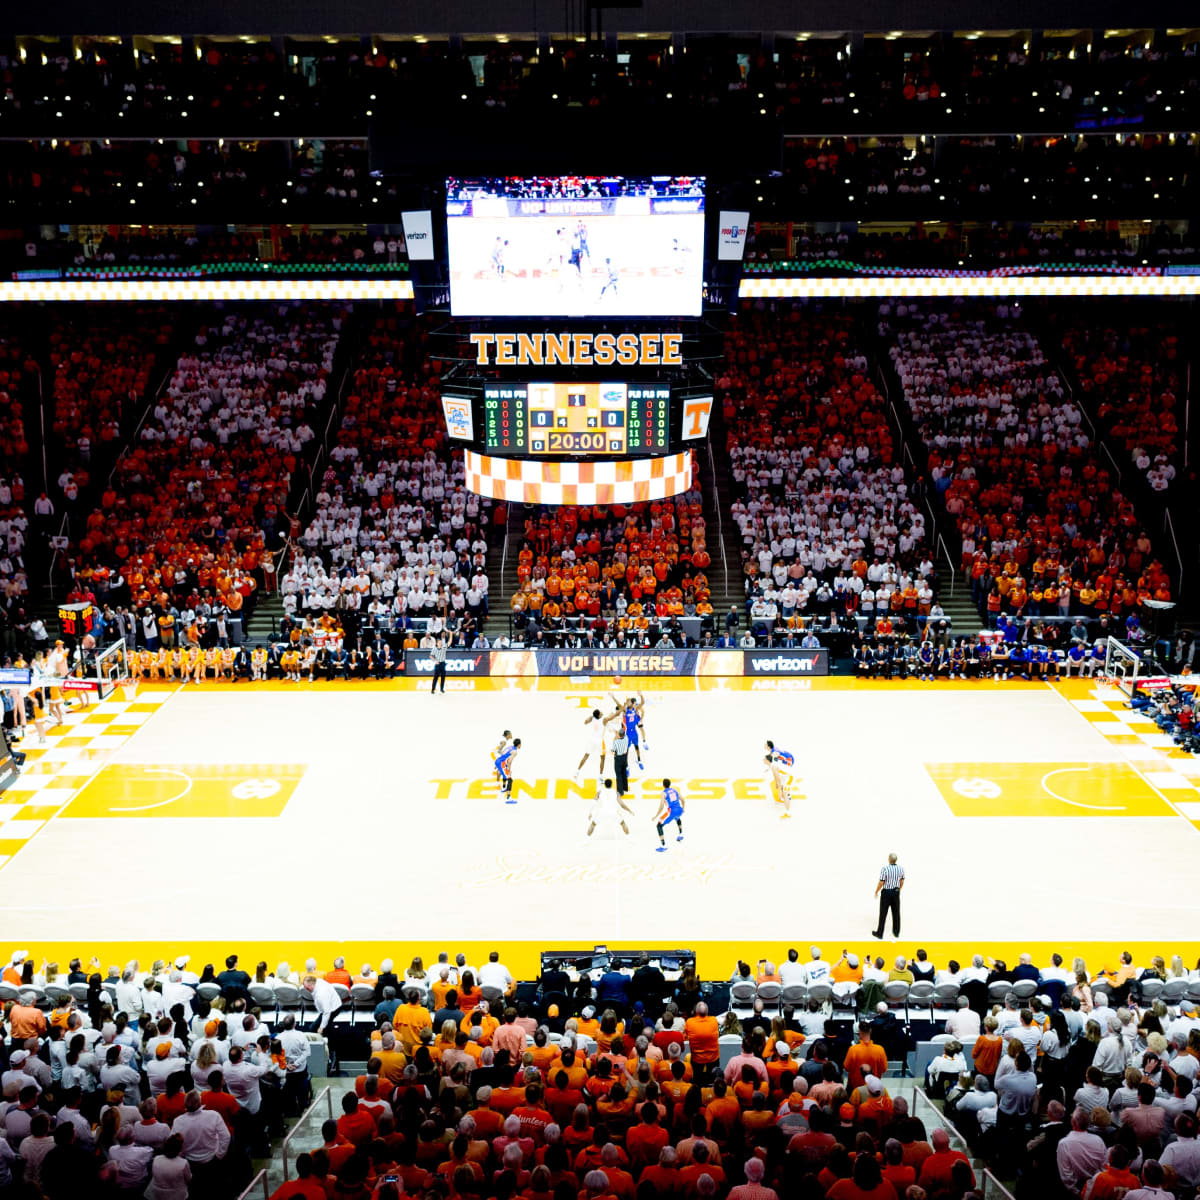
[6,0,1199,37]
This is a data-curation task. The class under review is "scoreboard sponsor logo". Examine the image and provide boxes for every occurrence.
[404,651,491,676]
[469,332,683,368]
[682,396,713,441]
[743,649,829,676]
[400,210,435,260]
[717,210,751,261]
[441,395,474,441]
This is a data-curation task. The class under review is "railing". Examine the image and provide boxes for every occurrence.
[913,1087,971,1153]
[45,512,70,600]
[236,1169,270,1200]
[706,439,731,602]
[982,1169,1018,1200]
[36,362,48,495]
[1164,507,1184,595]
[1058,359,1122,483]
[281,1084,335,1180]
[936,533,957,597]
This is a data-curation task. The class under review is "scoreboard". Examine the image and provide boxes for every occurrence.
[484,382,671,456]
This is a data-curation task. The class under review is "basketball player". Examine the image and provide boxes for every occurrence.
[764,739,796,819]
[599,257,619,299]
[588,778,632,839]
[491,237,508,279]
[251,646,268,681]
[44,641,69,725]
[491,730,513,782]
[495,737,521,802]
[574,709,607,781]
[610,691,647,769]
[653,780,685,852]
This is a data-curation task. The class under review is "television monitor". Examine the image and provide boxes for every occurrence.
[446,175,705,317]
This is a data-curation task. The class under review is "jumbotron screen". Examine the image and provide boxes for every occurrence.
[445,175,705,318]
[483,382,671,456]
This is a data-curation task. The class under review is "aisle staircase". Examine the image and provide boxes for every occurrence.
[935,569,982,637]
[695,443,745,622]
[483,505,520,642]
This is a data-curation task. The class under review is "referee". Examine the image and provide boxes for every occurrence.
[429,635,447,695]
[872,852,904,940]
[608,715,631,799]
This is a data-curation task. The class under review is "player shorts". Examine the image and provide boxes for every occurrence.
[588,790,617,823]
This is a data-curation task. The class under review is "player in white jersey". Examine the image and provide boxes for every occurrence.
[574,708,607,781]
[491,730,514,782]
[765,739,796,819]
[587,778,632,838]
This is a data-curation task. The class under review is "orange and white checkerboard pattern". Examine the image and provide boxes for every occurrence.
[738,277,1200,300]
[1070,684,1200,833]
[464,450,693,505]
[0,688,171,869]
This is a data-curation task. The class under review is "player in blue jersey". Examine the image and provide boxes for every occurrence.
[611,691,647,770]
[764,739,796,819]
[491,730,513,782]
[494,737,521,802]
[653,779,685,852]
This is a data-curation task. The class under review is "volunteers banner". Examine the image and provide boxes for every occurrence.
[404,650,492,677]
[481,648,827,677]
[536,649,699,677]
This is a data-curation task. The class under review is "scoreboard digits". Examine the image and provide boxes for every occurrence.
[483,382,670,457]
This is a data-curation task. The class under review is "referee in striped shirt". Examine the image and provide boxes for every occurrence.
[872,853,904,940]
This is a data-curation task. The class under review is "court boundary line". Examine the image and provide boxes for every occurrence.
[1042,680,1200,839]
[0,683,185,873]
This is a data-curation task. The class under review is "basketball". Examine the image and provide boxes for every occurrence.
[613,675,622,686]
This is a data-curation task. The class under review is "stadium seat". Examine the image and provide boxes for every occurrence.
[1162,978,1189,1004]
[0,983,19,1003]
[907,980,934,1015]
[807,982,833,1007]
[780,984,807,1007]
[1011,980,1037,1000]
[931,982,960,1015]
[756,980,782,1008]
[987,980,1011,1003]
[197,982,222,1002]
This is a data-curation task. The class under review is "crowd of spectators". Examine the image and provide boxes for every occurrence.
[881,302,1173,627]
[53,304,343,639]
[781,133,1199,217]
[47,308,170,481]
[4,944,1200,1199]
[508,493,713,646]
[719,306,931,641]
[2,32,1199,132]
[10,227,409,273]
[0,138,379,218]
[745,221,1198,272]
[280,310,493,651]
[1054,314,1184,494]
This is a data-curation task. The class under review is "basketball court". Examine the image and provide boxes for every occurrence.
[2,676,1198,977]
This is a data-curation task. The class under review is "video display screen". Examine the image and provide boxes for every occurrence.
[483,382,671,456]
[446,175,705,317]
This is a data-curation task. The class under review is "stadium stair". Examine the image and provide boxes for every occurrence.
[695,441,745,620]
[934,570,982,636]
[700,400,747,619]
[483,503,521,642]
[244,594,285,645]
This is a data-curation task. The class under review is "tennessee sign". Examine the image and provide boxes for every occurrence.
[469,332,683,368]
